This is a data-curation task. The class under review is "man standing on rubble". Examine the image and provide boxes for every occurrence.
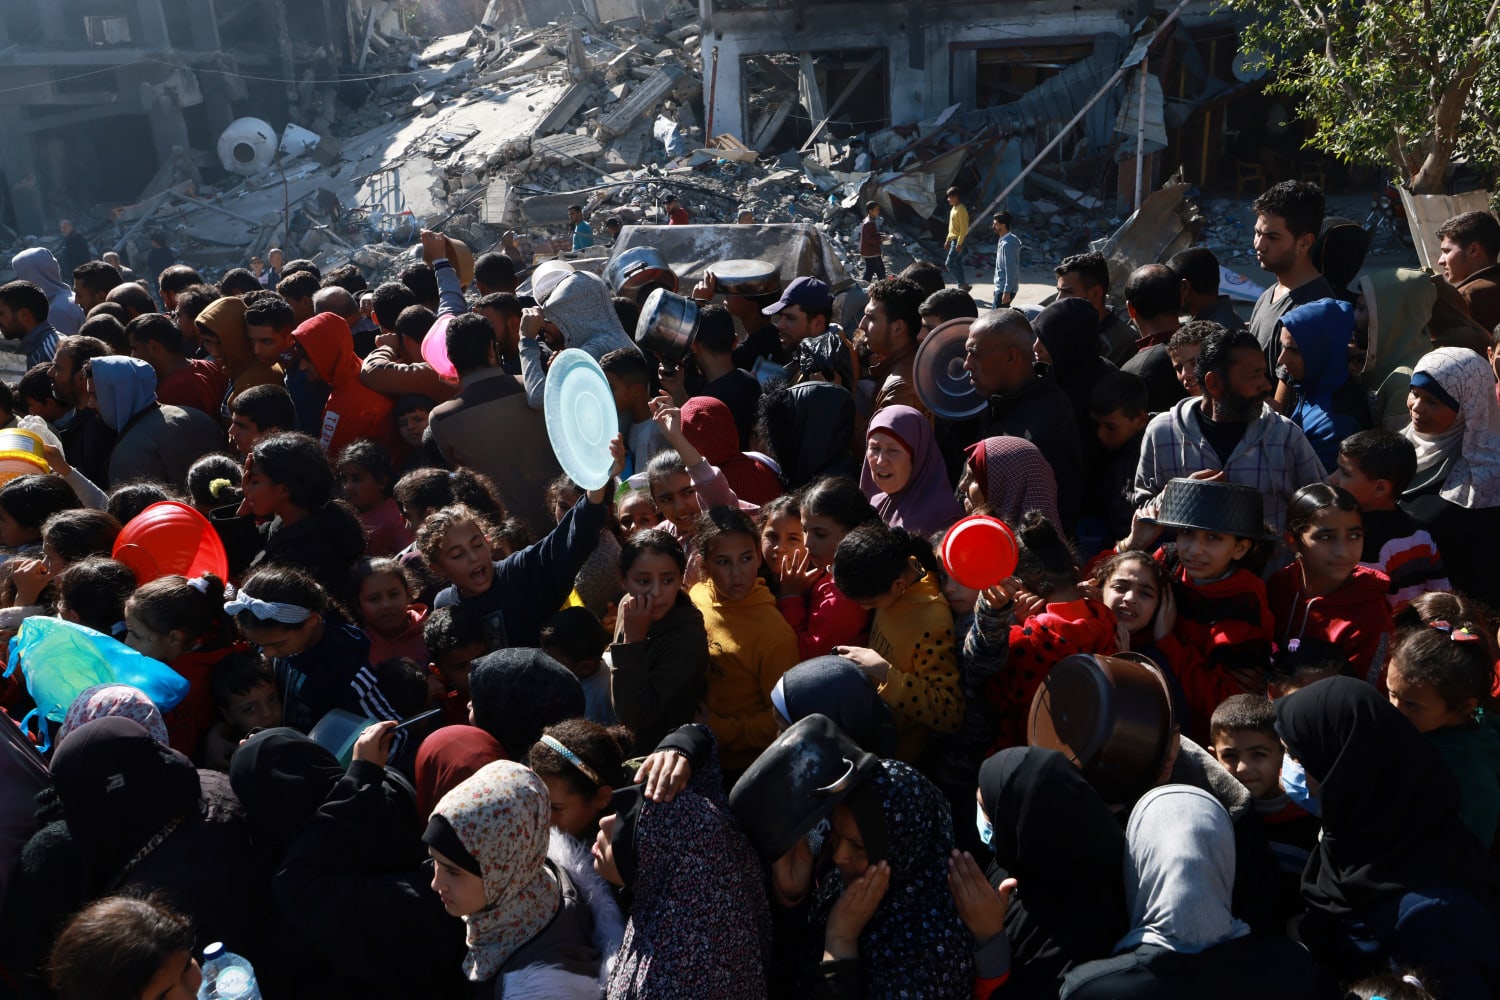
[58,221,92,280]
[568,205,594,252]
[665,195,690,226]
[859,202,887,283]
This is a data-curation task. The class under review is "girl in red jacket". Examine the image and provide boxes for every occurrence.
[774,476,875,659]
[1268,484,1394,686]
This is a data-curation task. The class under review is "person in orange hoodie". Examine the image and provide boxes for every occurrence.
[1268,484,1394,686]
[290,311,396,456]
[195,295,281,421]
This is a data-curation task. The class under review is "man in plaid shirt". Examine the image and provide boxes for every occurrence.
[1133,327,1326,542]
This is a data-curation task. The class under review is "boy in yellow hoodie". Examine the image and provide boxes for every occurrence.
[689,506,800,773]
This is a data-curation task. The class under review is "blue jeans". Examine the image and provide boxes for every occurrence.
[945,243,967,287]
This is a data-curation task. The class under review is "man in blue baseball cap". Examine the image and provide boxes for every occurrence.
[763,276,858,388]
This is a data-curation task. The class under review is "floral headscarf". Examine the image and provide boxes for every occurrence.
[811,759,973,997]
[57,684,169,746]
[1402,347,1500,508]
[431,760,558,982]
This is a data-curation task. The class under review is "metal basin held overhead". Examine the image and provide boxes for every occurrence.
[635,288,700,367]
[606,246,679,299]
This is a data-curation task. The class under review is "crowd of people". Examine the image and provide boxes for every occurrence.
[1,178,1499,1000]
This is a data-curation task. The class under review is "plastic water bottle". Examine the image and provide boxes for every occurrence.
[197,942,261,1000]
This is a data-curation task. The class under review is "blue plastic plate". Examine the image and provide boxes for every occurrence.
[544,348,615,490]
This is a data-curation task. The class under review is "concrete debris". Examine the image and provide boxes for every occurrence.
[9,0,1327,304]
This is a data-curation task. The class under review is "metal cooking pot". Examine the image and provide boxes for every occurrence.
[635,288,700,364]
[1027,652,1175,806]
[710,258,780,297]
[606,246,678,298]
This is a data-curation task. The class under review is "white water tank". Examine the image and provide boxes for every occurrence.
[217,117,278,176]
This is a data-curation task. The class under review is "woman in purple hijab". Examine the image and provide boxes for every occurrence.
[859,405,963,537]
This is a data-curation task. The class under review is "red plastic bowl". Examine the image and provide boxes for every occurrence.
[113,500,230,585]
[940,514,1019,590]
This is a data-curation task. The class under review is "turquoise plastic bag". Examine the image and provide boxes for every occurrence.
[4,617,189,751]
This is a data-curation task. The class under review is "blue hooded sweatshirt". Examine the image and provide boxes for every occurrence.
[89,355,157,432]
[1279,298,1371,469]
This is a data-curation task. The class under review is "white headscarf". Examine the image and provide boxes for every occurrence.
[1401,347,1500,508]
[1116,784,1249,955]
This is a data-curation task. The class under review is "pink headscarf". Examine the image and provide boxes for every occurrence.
[57,684,170,746]
[965,436,1063,533]
[859,405,963,537]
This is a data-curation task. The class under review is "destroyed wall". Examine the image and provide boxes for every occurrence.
[701,0,1222,147]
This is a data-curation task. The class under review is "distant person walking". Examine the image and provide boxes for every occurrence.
[943,187,971,292]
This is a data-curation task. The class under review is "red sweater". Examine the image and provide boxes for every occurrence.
[1267,563,1393,687]
[1158,565,1274,736]
[986,597,1118,752]
[777,572,870,661]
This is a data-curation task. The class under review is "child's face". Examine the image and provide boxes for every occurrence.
[650,471,699,533]
[1407,386,1459,436]
[434,640,485,697]
[541,774,612,839]
[1175,527,1251,583]
[242,617,321,659]
[0,506,34,548]
[605,373,643,415]
[228,414,263,459]
[220,679,283,736]
[1168,345,1201,395]
[865,431,913,496]
[1290,506,1363,587]
[618,494,662,536]
[759,514,804,571]
[941,572,980,616]
[429,848,488,917]
[1387,665,1473,732]
[358,571,411,637]
[705,531,761,604]
[123,608,185,663]
[1327,452,1387,509]
[1211,729,1283,799]
[340,464,385,513]
[802,513,849,571]
[398,408,430,449]
[621,551,682,622]
[41,542,66,577]
[1092,408,1149,453]
[434,520,494,597]
[240,462,290,519]
[1102,560,1161,634]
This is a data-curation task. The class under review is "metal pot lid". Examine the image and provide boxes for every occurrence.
[913,317,986,420]
[711,258,780,294]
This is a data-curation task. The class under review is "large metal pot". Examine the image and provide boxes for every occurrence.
[710,258,780,296]
[606,246,678,298]
[635,288,700,364]
[1027,652,1175,805]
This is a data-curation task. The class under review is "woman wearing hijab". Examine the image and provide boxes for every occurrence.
[593,724,769,999]
[1276,676,1500,994]
[467,648,586,758]
[1354,268,1438,429]
[790,755,974,998]
[770,655,899,756]
[56,683,169,746]
[414,724,505,817]
[959,437,1064,533]
[1057,785,1320,1000]
[255,723,467,999]
[1031,298,1115,435]
[860,405,962,538]
[964,747,1127,999]
[1400,346,1500,605]
[425,759,624,1000]
[756,381,859,489]
[0,718,264,1000]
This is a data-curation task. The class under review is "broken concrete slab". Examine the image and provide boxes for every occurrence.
[536,83,592,135]
[598,62,689,137]
[532,132,605,166]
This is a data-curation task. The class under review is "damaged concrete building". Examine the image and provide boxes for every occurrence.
[0,0,378,236]
[702,0,1310,212]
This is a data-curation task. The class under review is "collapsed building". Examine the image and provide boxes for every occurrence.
[0,0,1395,290]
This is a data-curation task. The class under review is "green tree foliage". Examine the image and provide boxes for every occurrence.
[1221,0,1500,192]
